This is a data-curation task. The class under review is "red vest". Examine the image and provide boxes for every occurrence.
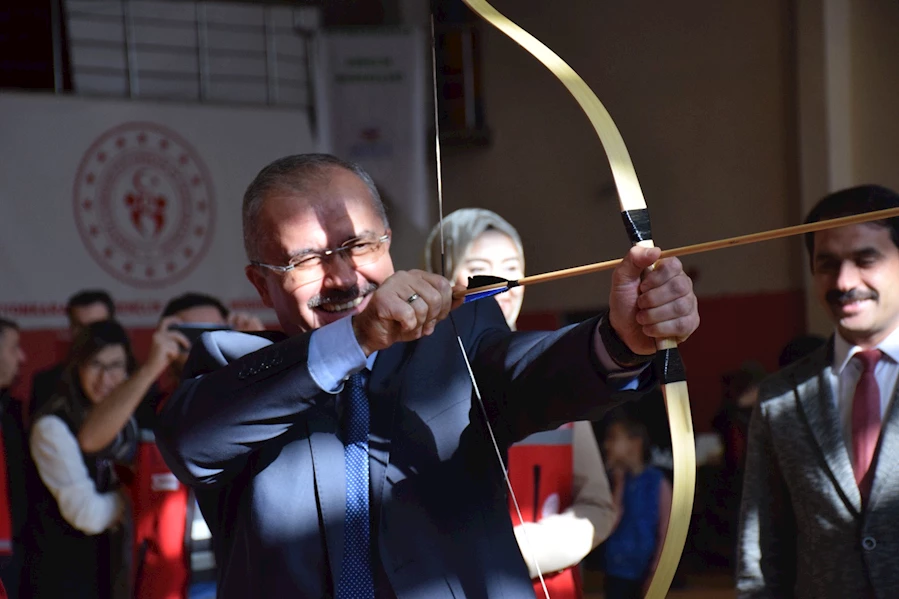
[507,423,581,599]
[129,433,190,599]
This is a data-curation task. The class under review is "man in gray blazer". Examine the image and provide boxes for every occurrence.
[738,184,899,598]
[155,153,700,598]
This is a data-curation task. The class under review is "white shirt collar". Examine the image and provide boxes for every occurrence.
[365,351,378,372]
[832,325,899,375]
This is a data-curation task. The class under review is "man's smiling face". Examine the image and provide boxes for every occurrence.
[245,167,394,335]
[812,222,899,348]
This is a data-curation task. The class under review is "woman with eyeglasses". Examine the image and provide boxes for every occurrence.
[425,208,618,599]
[26,319,186,599]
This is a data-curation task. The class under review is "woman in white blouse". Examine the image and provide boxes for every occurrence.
[26,319,185,599]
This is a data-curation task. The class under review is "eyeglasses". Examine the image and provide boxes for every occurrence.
[84,359,128,375]
[251,233,391,287]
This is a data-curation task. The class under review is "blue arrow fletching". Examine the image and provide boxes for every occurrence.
[464,286,509,303]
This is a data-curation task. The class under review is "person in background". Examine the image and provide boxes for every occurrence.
[425,208,617,599]
[30,289,116,419]
[132,293,264,599]
[599,407,672,599]
[714,361,768,477]
[701,361,768,570]
[157,293,265,391]
[0,319,31,598]
[702,337,822,572]
[26,319,185,599]
[738,185,899,598]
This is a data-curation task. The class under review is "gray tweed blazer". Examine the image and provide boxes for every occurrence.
[737,342,899,598]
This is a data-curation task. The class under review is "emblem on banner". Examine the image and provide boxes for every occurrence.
[73,122,216,288]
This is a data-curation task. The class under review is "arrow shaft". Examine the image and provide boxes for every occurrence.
[455,206,899,299]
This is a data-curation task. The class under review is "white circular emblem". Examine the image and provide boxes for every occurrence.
[73,122,216,288]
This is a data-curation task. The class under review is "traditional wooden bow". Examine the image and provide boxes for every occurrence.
[458,2,694,597]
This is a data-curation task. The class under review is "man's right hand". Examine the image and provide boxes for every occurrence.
[352,270,458,356]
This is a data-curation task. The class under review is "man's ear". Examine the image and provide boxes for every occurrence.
[245,265,274,308]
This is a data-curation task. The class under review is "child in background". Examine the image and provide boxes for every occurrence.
[600,408,672,599]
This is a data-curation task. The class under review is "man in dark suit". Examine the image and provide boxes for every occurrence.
[29,289,115,418]
[738,185,899,598]
[155,153,700,598]
[0,318,33,598]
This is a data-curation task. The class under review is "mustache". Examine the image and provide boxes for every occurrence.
[826,289,878,305]
[307,282,378,309]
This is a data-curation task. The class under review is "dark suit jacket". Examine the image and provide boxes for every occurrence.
[156,300,654,598]
[737,341,899,599]
[0,392,36,598]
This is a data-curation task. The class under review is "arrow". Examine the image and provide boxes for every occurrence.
[455,206,899,302]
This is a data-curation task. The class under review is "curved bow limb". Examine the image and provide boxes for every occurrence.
[460,1,695,597]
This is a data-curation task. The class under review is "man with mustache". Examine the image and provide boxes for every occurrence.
[738,185,899,599]
[154,153,700,599]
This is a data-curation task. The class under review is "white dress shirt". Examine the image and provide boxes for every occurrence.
[830,325,899,462]
[30,415,124,535]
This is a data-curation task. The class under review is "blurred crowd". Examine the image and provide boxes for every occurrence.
[0,289,265,598]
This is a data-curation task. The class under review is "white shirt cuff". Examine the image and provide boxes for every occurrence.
[307,316,368,393]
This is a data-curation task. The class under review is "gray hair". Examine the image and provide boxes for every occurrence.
[423,208,524,280]
[242,153,388,261]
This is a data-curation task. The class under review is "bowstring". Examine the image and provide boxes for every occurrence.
[430,16,550,598]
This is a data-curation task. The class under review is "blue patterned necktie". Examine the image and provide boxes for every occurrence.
[336,371,375,599]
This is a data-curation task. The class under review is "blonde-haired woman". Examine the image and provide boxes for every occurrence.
[425,208,617,599]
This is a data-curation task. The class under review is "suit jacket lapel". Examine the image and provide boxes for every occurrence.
[307,342,410,589]
[307,409,346,590]
[863,378,899,510]
[794,350,863,516]
[369,341,411,506]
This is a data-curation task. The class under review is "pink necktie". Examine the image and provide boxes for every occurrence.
[852,349,883,503]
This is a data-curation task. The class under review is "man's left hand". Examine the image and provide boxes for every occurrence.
[609,246,699,356]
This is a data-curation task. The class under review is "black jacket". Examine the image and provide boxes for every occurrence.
[0,391,35,598]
